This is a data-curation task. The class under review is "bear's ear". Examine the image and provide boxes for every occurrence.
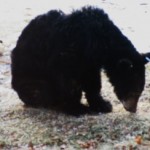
[117,59,133,70]
[141,52,150,64]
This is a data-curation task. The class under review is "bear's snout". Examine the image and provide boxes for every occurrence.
[122,99,138,113]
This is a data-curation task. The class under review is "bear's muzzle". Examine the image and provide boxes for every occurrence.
[122,98,138,113]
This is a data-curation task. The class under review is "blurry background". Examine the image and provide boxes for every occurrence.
[0,0,150,53]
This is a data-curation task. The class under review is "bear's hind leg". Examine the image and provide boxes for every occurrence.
[12,77,53,108]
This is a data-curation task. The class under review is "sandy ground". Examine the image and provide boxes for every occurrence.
[0,0,150,149]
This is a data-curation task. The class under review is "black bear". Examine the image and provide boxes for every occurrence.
[11,7,150,115]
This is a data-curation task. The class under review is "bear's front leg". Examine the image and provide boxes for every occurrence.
[82,68,112,113]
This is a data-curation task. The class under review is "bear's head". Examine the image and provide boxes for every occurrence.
[107,52,150,113]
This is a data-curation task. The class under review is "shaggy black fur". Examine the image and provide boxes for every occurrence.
[11,7,150,115]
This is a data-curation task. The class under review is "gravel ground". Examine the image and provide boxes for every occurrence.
[0,0,150,149]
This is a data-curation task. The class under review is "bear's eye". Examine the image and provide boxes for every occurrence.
[117,59,133,71]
